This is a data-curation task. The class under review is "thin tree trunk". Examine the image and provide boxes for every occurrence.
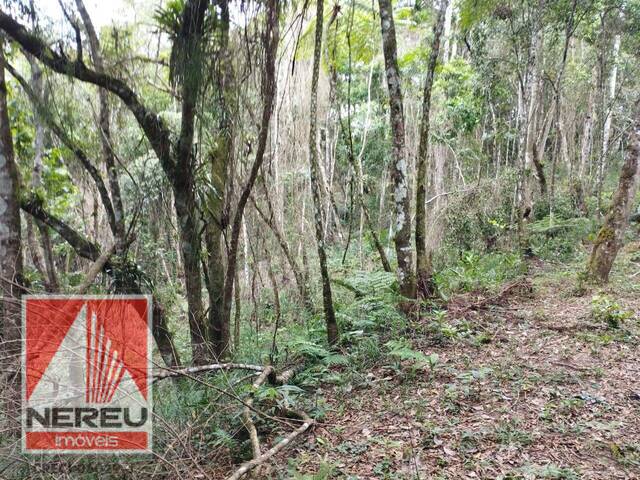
[357,63,374,265]
[548,0,576,219]
[516,4,543,254]
[443,0,454,63]
[207,0,232,358]
[28,57,59,291]
[308,0,339,345]
[221,0,280,352]
[251,193,314,310]
[587,107,640,283]
[378,0,416,301]
[76,0,126,250]
[597,31,621,209]
[0,39,23,381]
[416,0,447,298]
[576,66,598,212]
[233,269,241,351]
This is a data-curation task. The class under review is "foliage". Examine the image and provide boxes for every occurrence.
[385,338,439,370]
[434,251,526,297]
[529,215,596,261]
[434,58,484,137]
[590,294,634,329]
[440,174,516,257]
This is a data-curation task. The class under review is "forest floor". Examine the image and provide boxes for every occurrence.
[273,247,640,479]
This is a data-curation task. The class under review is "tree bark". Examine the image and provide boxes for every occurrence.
[378,0,416,301]
[416,0,447,298]
[206,0,232,358]
[587,109,640,283]
[309,0,339,346]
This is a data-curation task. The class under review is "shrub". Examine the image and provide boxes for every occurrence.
[434,251,525,298]
[590,295,634,329]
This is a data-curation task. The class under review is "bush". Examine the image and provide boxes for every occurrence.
[590,295,634,329]
[528,216,596,261]
[434,251,525,298]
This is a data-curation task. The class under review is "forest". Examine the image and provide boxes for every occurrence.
[0,0,639,478]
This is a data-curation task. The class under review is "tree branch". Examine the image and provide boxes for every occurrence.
[5,61,118,235]
[20,195,103,262]
[0,9,174,174]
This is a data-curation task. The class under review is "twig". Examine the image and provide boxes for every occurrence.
[425,186,476,205]
[227,409,314,480]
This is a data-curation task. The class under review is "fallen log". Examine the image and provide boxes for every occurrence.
[226,409,314,480]
[153,363,265,381]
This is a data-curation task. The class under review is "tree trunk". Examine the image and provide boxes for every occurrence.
[416,0,447,298]
[207,0,232,358]
[309,0,339,346]
[516,4,543,254]
[221,0,280,352]
[548,0,577,217]
[27,56,59,292]
[378,0,416,301]
[0,41,24,423]
[172,0,210,364]
[587,109,640,283]
[442,0,454,63]
[76,0,126,250]
[576,66,598,212]
[174,187,208,363]
[597,31,621,208]
[252,194,314,310]
[206,146,229,357]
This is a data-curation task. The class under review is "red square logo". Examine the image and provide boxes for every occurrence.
[22,296,153,453]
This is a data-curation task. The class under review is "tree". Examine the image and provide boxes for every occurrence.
[25,56,58,292]
[416,0,448,298]
[219,0,281,355]
[516,0,544,254]
[378,0,416,301]
[0,1,211,364]
[586,106,640,283]
[206,0,233,357]
[308,0,339,346]
[0,38,23,377]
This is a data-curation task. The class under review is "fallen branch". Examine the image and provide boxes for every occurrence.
[274,364,304,385]
[242,366,274,468]
[448,278,533,318]
[227,409,314,480]
[153,363,265,381]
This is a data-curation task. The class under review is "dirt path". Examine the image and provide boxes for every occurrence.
[277,259,640,479]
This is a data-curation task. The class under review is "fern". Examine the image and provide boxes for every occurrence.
[385,339,439,369]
